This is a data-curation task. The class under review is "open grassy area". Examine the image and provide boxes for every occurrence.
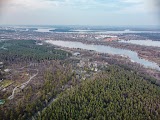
[0,80,14,88]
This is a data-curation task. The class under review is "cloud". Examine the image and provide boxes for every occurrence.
[1,0,156,15]
[7,0,156,15]
[7,0,56,10]
[4,0,148,11]
[0,0,159,25]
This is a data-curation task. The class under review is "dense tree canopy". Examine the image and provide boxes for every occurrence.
[0,62,75,120]
[0,40,70,63]
[1,40,160,120]
[38,66,160,120]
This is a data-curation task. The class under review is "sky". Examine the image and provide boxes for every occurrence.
[0,0,159,26]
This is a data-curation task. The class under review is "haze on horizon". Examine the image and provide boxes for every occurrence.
[0,0,160,26]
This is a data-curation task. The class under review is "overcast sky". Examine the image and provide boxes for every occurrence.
[0,0,159,26]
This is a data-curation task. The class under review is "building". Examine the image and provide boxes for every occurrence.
[103,36,119,42]
[73,52,81,56]
[0,100,5,105]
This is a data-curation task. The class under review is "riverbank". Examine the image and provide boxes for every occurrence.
[45,41,160,85]
[45,39,160,66]
[45,40,160,71]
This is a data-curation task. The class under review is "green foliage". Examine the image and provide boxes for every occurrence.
[1,39,160,120]
[0,63,74,120]
[0,40,70,63]
[38,66,160,120]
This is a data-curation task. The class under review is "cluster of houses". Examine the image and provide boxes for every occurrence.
[73,55,108,81]
[78,59,99,72]
[103,36,119,42]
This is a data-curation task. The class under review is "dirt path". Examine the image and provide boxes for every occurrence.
[8,69,38,100]
[31,81,72,120]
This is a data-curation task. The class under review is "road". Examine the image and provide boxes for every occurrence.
[8,69,38,100]
[31,80,72,120]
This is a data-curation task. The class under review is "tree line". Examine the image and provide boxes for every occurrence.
[37,66,160,120]
[0,40,71,64]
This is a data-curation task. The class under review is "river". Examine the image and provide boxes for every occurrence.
[35,28,54,32]
[46,40,160,71]
[34,28,160,33]
[119,40,160,47]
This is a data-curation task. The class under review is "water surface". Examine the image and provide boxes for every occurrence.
[46,40,160,71]
[119,40,160,47]
[35,28,54,32]
[34,28,160,34]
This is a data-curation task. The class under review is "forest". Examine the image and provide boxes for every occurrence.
[135,33,160,41]
[0,61,76,120]
[0,40,70,63]
[0,40,160,120]
[37,66,160,120]
[0,40,72,120]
